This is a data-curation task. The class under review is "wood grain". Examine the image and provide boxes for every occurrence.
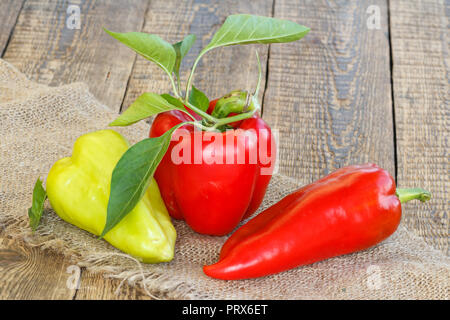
[262,0,395,184]
[2,0,149,112]
[0,0,151,298]
[0,0,446,300]
[389,0,448,252]
[0,236,76,299]
[74,269,151,300]
[0,0,24,56]
[121,0,273,111]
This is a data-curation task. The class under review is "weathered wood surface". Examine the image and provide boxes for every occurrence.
[0,0,24,56]
[0,236,76,299]
[74,269,150,300]
[389,0,448,252]
[0,0,151,299]
[2,0,149,112]
[0,0,447,299]
[263,0,395,183]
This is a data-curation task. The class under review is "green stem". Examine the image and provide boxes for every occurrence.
[184,46,259,126]
[253,50,262,97]
[169,74,180,98]
[185,121,214,132]
[180,109,257,132]
[396,188,431,203]
[176,73,181,96]
[185,49,210,102]
[214,110,257,127]
[185,59,198,101]
[184,101,217,122]
[182,99,256,129]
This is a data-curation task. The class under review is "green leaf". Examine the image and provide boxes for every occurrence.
[101,124,183,238]
[104,29,176,75]
[109,93,185,127]
[173,34,196,79]
[189,85,209,112]
[185,14,309,99]
[203,14,309,53]
[161,94,185,109]
[28,178,47,232]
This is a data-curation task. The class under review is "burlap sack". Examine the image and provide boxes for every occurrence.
[0,58,448,299]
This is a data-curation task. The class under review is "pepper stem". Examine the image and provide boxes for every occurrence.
[396,188,431,203]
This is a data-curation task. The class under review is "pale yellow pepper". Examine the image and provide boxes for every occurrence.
[46,129,176,263]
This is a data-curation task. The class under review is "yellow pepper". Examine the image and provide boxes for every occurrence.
[46,129,176,263]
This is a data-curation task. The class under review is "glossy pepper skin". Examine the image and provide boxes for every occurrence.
[46,130,176,263]
[203,163,429,280]
[149,100,275,236]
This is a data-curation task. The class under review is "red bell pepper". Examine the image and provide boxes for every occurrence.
[149,99,276,236]
[203,163,431,280]
[100,15,309,240]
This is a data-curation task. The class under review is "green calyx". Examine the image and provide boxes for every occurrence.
[212,90,259,119]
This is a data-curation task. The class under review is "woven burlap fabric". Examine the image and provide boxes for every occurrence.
[0,59,448,299]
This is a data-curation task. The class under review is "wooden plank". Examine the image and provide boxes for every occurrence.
[121,0,273,111]
[0,0,24,56]
[2,0,148,112]
[0,236,76,299]
[262,0,395,182]
[389,0,448,252]
[0,0,150,300]
[75,269,151,300]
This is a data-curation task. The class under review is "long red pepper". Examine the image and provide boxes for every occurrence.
[203,163,431,280]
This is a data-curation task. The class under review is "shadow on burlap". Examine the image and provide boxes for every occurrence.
[0,59,448,299]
